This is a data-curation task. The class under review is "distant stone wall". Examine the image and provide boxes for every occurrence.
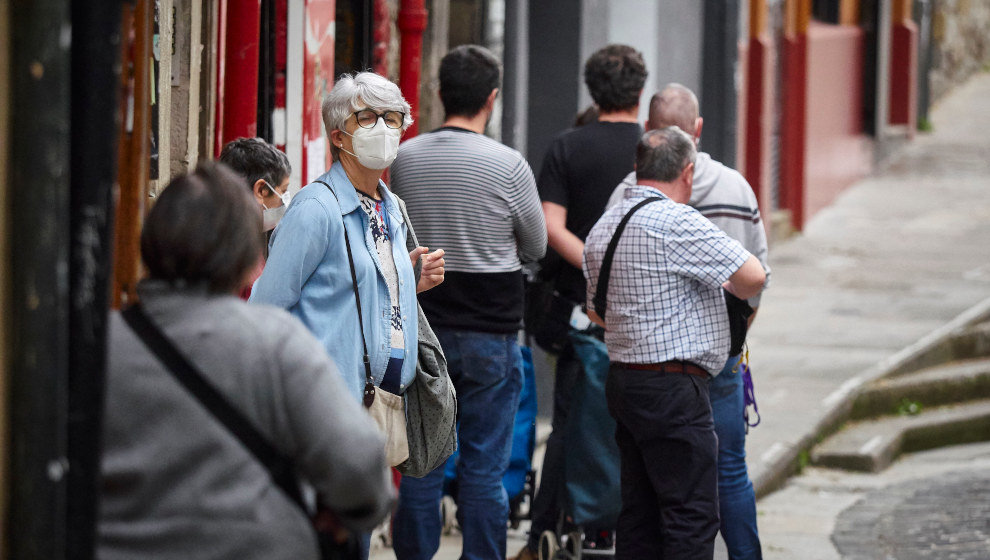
[930,0,990,102]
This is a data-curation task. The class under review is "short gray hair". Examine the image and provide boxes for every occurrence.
[648,83,699,136]
[322,72,413,159]
[635,127,697,183]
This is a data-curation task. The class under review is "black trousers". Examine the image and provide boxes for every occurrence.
[605,364,720,560]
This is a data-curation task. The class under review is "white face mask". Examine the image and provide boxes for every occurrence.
[262,205,286,231]
[341,118,402,169]
[261,181,291,231]
[265,180,292,206]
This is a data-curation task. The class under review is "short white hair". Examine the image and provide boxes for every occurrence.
[322,72,413,157]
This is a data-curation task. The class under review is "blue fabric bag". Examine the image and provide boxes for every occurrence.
[563,330,621,527]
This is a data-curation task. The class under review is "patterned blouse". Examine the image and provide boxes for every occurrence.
[357,190,405,392]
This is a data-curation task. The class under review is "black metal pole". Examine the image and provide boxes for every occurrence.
[67,1,122,558]
[700,0,740,167]
[8,0,72,557]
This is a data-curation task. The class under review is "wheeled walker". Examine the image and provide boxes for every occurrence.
[536,328,620,560]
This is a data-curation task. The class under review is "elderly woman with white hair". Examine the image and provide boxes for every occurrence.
[250,72,444,538]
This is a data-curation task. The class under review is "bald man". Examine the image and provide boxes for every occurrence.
[607,84,770,560]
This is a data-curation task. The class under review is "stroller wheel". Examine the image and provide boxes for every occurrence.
[563,531,583,559]
[538,530,559,560]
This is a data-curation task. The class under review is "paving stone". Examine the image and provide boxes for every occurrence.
[758,441,990,560]
[832,471,990,559]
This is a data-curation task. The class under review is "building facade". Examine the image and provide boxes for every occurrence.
[2,0,984,557]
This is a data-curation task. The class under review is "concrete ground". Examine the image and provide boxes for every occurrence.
[373,71,990,559]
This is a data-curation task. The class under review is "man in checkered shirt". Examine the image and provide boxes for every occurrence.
[583,127,766,559]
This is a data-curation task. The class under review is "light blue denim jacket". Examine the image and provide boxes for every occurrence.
[250,164,418,403]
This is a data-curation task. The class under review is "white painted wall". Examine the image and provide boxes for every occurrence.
[286,0,305,194]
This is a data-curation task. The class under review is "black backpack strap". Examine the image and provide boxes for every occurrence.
[121,304,306,511]
[314,179,376,408]
[592,197,663,319]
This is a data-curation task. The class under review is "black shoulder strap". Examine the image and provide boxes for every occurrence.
[121,304,306,511]
[314,180,376,408]
[592,197,663,319]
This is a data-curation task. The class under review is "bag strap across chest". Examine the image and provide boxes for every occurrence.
[315,179,376,408]
[121,304,306,510]
[591,196,663,320]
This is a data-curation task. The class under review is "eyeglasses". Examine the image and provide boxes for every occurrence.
[351,109,405,130]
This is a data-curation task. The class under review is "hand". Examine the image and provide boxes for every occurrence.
[410,247,445,293]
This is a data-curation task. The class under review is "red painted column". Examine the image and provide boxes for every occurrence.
[779,0,809,231]
[373,0,390,76]
[398,0,428,138]
[217,0,262,155]
[889,3,918,134]
[273,0,288,151]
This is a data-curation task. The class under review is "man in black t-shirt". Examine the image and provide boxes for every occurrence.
[514,44,647,560]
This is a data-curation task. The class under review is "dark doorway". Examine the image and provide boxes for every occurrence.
[861,0,879,136]
[257,0,277,142]
[335,0,373,78]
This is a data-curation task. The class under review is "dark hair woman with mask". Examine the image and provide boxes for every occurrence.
[218,137,293,299]
[98,162,394,560]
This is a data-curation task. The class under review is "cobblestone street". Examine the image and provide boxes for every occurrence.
[758,441,990,560]
[833,469,990,559]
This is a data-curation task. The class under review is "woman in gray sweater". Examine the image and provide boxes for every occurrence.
[99,162,393,560]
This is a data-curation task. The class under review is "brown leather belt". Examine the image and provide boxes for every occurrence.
[614,360,709,379]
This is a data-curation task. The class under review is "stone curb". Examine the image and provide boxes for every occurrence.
[752,296,990,499]
[851,359,990,419]
[812,399,990,472]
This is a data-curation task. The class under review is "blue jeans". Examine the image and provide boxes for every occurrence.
[393,328,523,560]
[710,356,763,560]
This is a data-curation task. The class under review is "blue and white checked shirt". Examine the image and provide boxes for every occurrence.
[583,185,751,374]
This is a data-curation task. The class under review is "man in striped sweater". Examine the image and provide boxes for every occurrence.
[388,45,547,560]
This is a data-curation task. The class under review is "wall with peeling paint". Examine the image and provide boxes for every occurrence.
[931,0,990,103]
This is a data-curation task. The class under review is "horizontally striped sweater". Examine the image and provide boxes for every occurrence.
[389,127,547,333]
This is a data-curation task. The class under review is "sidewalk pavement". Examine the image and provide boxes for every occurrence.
[372,71,990,559]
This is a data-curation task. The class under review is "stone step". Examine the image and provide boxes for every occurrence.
[850,357,990,419]
[887,321,990,377]
[811,400,990,473]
